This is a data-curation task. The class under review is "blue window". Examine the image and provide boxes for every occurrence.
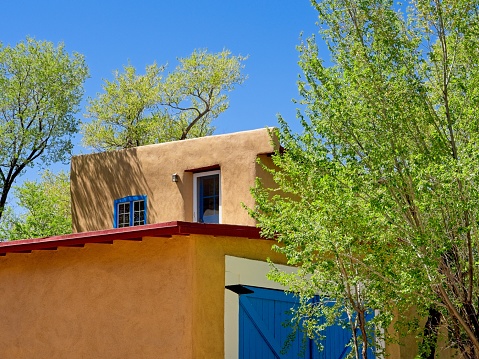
[113,195,147,228]
[193,170,221,223]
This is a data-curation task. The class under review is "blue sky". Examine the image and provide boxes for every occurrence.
[1,1,320,184]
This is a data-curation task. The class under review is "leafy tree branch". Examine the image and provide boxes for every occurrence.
[82,49,246,151]
[0,37,88,222]
[252,0,479,356]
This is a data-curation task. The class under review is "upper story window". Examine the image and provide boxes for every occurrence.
[193,170,221,223]
[114,195,147,228]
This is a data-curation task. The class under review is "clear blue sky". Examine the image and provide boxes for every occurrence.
[1,0,320,184]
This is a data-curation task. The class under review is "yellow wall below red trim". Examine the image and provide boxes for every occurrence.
[0,233,284,358]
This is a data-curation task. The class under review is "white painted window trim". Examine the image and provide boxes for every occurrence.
[193,170,221,223]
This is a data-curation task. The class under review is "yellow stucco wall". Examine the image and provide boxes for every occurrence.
[0,232,283,359]
[0,236,195,359]
[191,235,287,358]
[71,128,278,233]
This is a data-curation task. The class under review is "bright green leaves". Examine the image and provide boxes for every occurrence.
[252,129,388,357]
[82,49,246,151]
[253,0,479,356]
[0,37,88,222]
[83,63,164,150]
[0,171,72,240]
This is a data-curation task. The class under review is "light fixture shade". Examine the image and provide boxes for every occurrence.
[172,173,179,182]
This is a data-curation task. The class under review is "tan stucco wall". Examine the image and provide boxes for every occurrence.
[386,308,456,359]
[71,128,278,233]
[0,233,283,359]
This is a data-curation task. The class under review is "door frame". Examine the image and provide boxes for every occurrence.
[224,256,296,359]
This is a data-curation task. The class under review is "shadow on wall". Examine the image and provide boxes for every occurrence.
[178,171,193,222]
[70,148,153,233]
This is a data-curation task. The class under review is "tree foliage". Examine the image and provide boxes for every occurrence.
[252,0,479,357]
[82,49,246,151]
[0,37,88,222]
[0,171,72,240]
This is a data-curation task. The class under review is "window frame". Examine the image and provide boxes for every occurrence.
[113,195,147,228]
[193,170,221,223]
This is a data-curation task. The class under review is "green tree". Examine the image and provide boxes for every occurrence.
[0,37,88,222]
[82,49,246,151]
[252,0,479,357]
[0,171,72,240]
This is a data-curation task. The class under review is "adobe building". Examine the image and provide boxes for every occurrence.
[0,222,291,358]
[0,129,302,359]
[0,128,449,358]
[70,128,279,232]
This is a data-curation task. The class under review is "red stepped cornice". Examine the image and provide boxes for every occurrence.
[0,221,264,256]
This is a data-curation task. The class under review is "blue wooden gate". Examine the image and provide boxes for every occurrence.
[234,286,375,359]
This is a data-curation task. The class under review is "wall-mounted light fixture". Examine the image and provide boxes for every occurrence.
[171,173,179,182]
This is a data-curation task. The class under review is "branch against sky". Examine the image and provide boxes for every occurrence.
[0,37,88,223]
[251,0,479,356]
[82,49,247,151]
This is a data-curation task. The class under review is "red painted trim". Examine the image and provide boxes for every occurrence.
[0,222,265,255]
[184,164,220,173]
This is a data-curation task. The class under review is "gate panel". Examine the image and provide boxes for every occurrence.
[237,286,375,359]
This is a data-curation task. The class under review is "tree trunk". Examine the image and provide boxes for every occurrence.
[419,307,441,359]
[357,310,368,359]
